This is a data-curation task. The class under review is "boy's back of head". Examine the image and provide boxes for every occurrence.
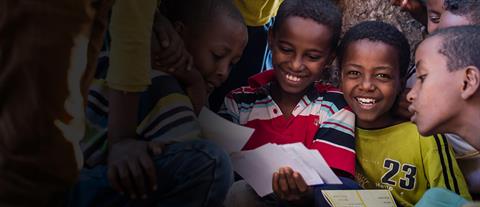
[272,0,342,49]
[445,0,480,24]
[430,25,480,72]
[161,0,244,29]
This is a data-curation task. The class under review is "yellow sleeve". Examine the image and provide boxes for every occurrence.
[233,0,283,26]
[106,0,159,92]
[422,134,472,201]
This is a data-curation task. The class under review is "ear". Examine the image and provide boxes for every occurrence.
[461,66,480,100]
[267,29,275,49]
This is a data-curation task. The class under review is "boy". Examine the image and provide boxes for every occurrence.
[338,21,471,206]
[220,0,358,206]
[70,0,248,206]
[408,25,480,206]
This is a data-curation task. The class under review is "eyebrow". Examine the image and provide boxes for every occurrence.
[278,40,327,54]
[415,60,422,68]
[347,63,394,70]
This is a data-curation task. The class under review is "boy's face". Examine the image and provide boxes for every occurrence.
[268,16,333,96]
[340,40,402,129]
[426,0,446,33]
[438,11,472,29]
[407,37,464,136]
[184,15,248,94]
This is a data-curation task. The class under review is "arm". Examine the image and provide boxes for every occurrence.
[105,0,160,199]
[310,98,356,178]
[151,11,205,114]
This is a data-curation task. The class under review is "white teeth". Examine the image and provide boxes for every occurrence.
[356,97,376,105]
[286,74,301,82]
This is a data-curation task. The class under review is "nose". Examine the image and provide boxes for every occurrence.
[359,77,375,91]
[215,62,230,84]
[290,55,305,72]
[406,86,416,103]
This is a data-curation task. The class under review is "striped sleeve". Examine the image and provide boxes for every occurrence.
[218,91,241,124]
[422,134,472,200]
[310,91,356,177]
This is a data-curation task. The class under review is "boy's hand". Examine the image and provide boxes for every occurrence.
[151,11,193,73]
[272,167,313,206]
[395,88,414,120]
[107,138,161,199]
[391,0,427,26]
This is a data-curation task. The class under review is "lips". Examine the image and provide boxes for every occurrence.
[354,97,377,110]
[408,105,417,123]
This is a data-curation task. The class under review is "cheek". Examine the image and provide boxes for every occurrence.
[427,21,438,33]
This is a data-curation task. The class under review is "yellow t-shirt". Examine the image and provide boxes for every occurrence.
[107,0,160,92]
[355,122,471,207]
[233,0,283,26]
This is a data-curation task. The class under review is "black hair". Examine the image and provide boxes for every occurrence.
[272,0,342,50]
[445,0,480,24]
[429,25,480,71]
[161,0,244,28]
[337,21,411,80]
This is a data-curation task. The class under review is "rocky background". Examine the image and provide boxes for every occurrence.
[322,0,425,86]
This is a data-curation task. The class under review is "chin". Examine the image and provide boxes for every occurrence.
[416,123,436,137]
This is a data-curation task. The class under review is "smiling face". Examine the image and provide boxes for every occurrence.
[426,0,446,33]
[407,36,464,136]
[341,39,402,129]
[268,16,334,97]
[183,12,248,94]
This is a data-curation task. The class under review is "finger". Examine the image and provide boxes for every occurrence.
[272,172,280,196]
[107,165,125,195]
[153,13,170,48]
[139,154,158,193]
[169,50,189,72]
[293,172,308,193]
[148,142,165,156]
[284,168,298,193]
[158,40,183,69]
[278,168,290,194]
[117,161,136,199]
[127,159,146,199]
[185,53,194,71]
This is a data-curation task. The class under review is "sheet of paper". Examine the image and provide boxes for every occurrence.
[231,143,324,197]
[198,107,254,154]
[280,143,342,184]
[322,190,397,207]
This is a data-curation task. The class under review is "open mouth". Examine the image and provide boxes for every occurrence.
[355,97,376,110]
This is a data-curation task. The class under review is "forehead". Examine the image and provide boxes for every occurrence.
[345,40,399,62]
[194,15,247,46]
[275,16,333,49]
[416,36,447,69]
[438,11,472,29]
[426,0,445,11]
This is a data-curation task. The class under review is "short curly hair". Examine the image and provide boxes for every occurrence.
[272,0,342,50]
[444,0,480,24]
[337,21,411,80]
[429,25,480,72]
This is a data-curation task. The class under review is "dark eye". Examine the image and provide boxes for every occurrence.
[376,73,391,80]
[306,54,321,60]
[279,46,293,53]
[429,14,440,23]
[346,70,360,78]
[417,74,427,83]
[212,52,225,61]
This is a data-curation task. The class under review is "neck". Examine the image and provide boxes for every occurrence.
[270,81,304,116]
[451,104,480,150]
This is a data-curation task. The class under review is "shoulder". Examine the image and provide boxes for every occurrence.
[313,83,349,111]
[226,86,268,105]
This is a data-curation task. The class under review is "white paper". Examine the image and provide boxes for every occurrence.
[198,107,254,154]
[322,190,397,207]
[280,143,342,184]
[231,143,338,197]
